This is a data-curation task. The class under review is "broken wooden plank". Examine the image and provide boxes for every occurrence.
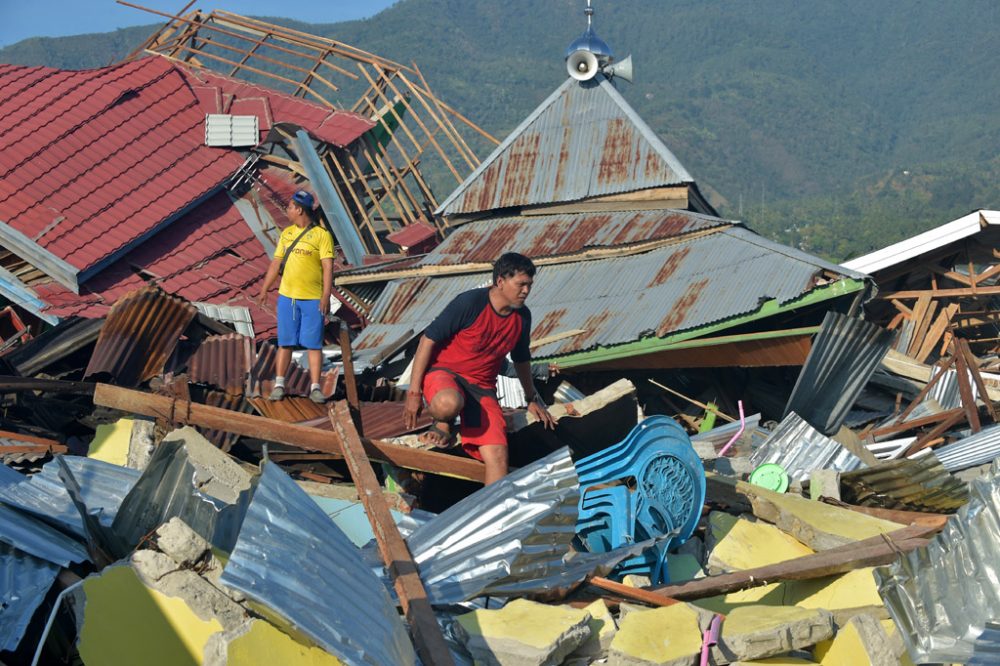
[330,402,455,666]
[647,524,936,601]
[93,384,486,482]
[589,576,680,608]
[879,286,1000,299]
[904,408,968,457]
[824,502,950,530]
[0,376,97,395]
[959,337,999,423]
[869,407,965,438]
[953,340,982,432]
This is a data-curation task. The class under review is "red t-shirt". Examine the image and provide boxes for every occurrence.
[424,288,532,389]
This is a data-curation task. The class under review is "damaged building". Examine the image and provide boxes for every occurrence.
[1,4,1000,666]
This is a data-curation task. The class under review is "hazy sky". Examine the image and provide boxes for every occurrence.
[0,1,399,47]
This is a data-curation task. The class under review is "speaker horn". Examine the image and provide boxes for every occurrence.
[566,49,600,81]
[603,54,633,83]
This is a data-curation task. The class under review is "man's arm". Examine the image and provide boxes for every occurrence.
[514,361,556,429]
[403,334,438,429]
[319,257,333,314]
[257,257,282,307]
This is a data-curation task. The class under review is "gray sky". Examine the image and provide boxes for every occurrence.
[0,1,398,47]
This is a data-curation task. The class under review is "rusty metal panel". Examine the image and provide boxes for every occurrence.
[188,333,255,395]
[84,286,197,387]
[840,456,969,513]
[248,395,327,423]
[201,390,248,451]
[355,226,863,360]
[248,341,339,398]
[437,77,693,217]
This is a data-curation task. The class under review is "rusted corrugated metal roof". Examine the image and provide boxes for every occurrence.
[436,75,693,218]
[188,333,255,395]
[840,456,969,513]
[201,391,248,451]
[248,395,326,423]
[354,225,864,359]
[418,210,727,266]
[248,341,339,398]
[84,285,197,386]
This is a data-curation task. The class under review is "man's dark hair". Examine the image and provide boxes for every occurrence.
[493,252,536,284]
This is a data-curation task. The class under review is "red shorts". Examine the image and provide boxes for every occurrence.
[422,369,506,461]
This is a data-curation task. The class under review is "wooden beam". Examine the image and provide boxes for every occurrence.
[330,403,454,666]
[0,376,97,395]
[336,322,363,435]
[879,286,1000,299]
[647,525,936,601]
[890,355,956,425]
[92,384,486,482]
[589,576,680,608]
[906,294,933,357]
[904,409,968,456]
[870,407,965,438]
[953,340,981,432]
[914,303,958,363]
[959,337,999,423]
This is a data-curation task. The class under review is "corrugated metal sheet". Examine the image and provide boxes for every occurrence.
[84,285,197,386]
[0,502,89,567]
[248,395,326,422]
[875,458,1000,664]
[188,332,255,395]
[934,423,1000,472]
[354,225,863,360]
[205,114,259,147]
[843,210,1000,275]
[0,58,244,276]
[110,434,252,555]
[784,311,896,435]
[201,390,248,451]
[407,447,643,603]
[408,210,726,267]
[749,412,865,482]
[0,456,139,539]
[840,456,969,512]
[0,541,61,652]
[194,302,255,338]
[220,462,417,666]
[437,76,693,217]
[5,315,103,377]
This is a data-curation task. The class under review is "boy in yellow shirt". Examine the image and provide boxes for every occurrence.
[257,190,334,402]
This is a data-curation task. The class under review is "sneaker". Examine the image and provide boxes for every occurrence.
[309,388,325,404]
[268,385,286,401]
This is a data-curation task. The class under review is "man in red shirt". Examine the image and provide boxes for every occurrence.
[403,253,555,484]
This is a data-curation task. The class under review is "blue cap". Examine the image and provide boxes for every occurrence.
[291,190,315,209]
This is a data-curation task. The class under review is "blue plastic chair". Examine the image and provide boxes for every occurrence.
[575,416,706,583]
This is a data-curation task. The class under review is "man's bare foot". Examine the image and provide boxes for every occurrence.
[418,421,456,448]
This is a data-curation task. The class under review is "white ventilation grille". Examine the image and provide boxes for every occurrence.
[205,114,259,147]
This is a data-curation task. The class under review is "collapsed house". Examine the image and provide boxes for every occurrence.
[1,4,1000,666]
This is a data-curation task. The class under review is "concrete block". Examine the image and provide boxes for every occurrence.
[127,417,157,470]
[154,517,211,567]
[813,614,897,665]
[455,598,592,666]
[784,568,887,623]
[622,574,652,588]
[566,599,616,660]
[808,470,840,501]
[162,426,252,504]
[608,603,706,666]
[715,605,834,662]
[706,511,814,574]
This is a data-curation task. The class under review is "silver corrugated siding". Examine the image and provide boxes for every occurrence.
[749,412,865,482]
[784,311,896,435]
[0,502,89,567]
[355,226,864,360]
[875,458,1000,664]
[934,423,1000,472]
[220,462,416,666]
[0,457,139,539]
[0,542,60,652]
[438,76,693,217]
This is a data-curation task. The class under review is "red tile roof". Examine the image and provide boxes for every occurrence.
[178,67,375,148]
[0,58,244,277]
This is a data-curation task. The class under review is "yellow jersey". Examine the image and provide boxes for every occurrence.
[275,224,335,300]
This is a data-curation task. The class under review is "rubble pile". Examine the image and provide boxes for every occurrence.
[1,5,999,665]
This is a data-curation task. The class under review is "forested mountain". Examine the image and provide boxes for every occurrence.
[3,0,998,261]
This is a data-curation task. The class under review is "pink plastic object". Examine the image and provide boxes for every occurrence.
[717,400,745,458]
[700,614,723,666]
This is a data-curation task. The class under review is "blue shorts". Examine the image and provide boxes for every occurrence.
[277,295,324,349]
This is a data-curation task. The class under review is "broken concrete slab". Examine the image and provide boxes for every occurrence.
[455,598,592,666]
[731,658,818,665]
[154,517,212,567]
[78,564,225,666]
[608,603,708,666]
[706,511,814,574]
[714,605,834,662]
[813,614,897,665]
[565,599,616,660]
[128,417,157,470]
[205,618,345,666]
[164,426,252,504]
[808,470,840,501]
[784,568,887,623]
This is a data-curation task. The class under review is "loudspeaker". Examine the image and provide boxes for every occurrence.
[603,54,633,83]
[566,49,600,81]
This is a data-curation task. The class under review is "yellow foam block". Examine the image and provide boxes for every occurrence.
[88,418,134,466]
[78,565,223,666]
[609,603,704,664]
[693,582,787,615]
[227,620,343,665]
[709,512,814,572]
